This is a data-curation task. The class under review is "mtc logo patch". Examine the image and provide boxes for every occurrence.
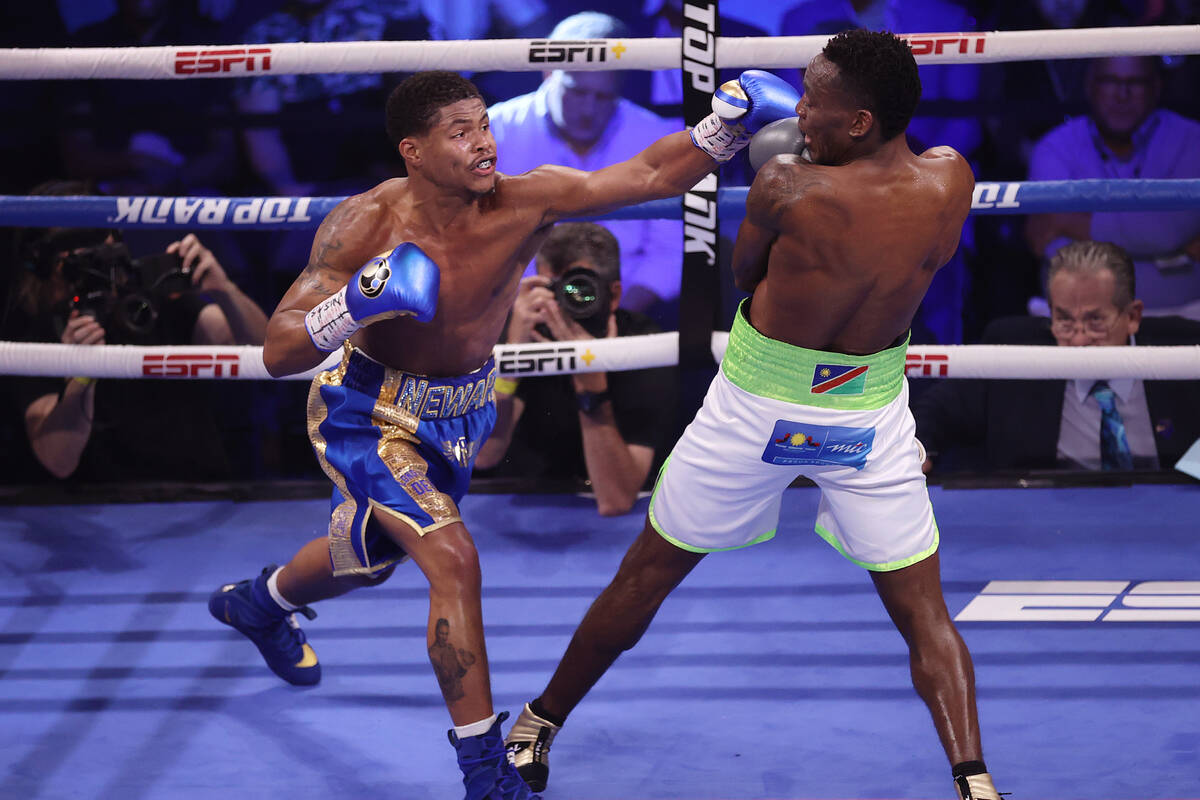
[762,420,875,469]
[811,363,868,395]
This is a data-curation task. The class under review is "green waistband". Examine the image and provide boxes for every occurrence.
[721,301,908,410]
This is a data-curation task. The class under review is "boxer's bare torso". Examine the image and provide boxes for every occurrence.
[263,96,713,378]
[734,144,974,356]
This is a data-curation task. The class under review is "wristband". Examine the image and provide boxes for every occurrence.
[689,112,751,163]
[70,376,94,387]
[494,377,520,396]
[304,285,361,352]
[576,390,611,414]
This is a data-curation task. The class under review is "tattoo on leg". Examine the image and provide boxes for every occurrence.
[429,618,477,702]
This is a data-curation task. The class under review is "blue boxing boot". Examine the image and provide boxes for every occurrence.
[208,565,320,686]
[448,712,540,800]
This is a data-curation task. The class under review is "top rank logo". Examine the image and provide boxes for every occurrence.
[175,47,273,75]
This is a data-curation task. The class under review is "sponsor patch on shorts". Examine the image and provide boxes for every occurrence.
[761,420,875,469]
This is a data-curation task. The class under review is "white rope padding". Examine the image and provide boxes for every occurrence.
[1,26,1197,79]
[3,337,1199,381]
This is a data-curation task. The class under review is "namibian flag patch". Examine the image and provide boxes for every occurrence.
[811,364,869,395]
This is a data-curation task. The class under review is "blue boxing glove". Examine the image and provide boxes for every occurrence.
[691,70,802,163]
[304,242,440,352]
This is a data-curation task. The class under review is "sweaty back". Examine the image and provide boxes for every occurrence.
[750,150,969,355]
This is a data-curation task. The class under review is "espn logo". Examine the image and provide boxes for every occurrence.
[528,39,618,64]
[901,33,987,56]
[175,47,273,75]
[956,581,1200,622]
[143,353,240,377]
[497,346,578,375]
[905,353,948,377]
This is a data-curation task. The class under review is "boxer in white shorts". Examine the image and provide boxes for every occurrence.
[650,301,938,570]
[508,30,1003,800]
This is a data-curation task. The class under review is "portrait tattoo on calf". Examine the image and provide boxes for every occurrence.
[428,618,477,702]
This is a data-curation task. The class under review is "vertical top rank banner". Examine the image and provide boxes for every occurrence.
[679,1,720,372]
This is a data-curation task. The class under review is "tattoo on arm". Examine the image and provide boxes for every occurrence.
[297,238,345,297]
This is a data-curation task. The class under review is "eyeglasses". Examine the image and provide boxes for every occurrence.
[1093,76,1155,94]
[1050,307,1128,339]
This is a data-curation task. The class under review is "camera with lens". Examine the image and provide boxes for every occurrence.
[537,266,613,340]
[60,243,192,340]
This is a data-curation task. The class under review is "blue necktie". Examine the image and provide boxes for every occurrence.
[1090,381,1133,470]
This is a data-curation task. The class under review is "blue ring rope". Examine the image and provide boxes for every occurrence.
[1,179,1198,230]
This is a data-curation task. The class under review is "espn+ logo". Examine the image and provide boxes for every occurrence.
[955,580,1200,622]
[527,39,622,64]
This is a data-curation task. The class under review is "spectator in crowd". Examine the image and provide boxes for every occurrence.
[232,0,432,287]
[57,0,249,272]
[486,11,685,328]
[1025,55,1200,319]
[61,0,238,199]
[912,240,1200,473]
[780,0,984,344]
[475,223,676,515]
[967,0,1147,333]
[3,180,269,482]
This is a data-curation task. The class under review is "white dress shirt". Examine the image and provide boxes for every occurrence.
[1057,340,1160,469]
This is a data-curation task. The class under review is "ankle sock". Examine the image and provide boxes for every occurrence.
[454,713,498,739]
[952,760,988,778]
[529,698,565,728]
[266,567,301,611]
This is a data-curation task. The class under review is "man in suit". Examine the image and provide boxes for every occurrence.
[913,240,1200,473]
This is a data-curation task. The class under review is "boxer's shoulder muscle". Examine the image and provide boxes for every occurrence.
[748,158,831,224]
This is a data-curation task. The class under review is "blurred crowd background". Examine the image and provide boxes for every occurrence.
[1,0,1198,489]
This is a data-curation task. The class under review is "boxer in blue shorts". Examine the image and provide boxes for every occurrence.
[206,67,799,800]
[507,31,1004,800]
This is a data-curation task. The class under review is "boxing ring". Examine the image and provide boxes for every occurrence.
[3,21,1200,800]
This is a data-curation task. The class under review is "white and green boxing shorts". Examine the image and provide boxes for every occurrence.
[649,302,937,571]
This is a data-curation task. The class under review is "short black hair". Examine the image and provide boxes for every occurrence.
[535,223,621,283]
[385,70,483,146]
[821,29,921,141]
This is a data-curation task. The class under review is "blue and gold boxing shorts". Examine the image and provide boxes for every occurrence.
[307,344,497,576]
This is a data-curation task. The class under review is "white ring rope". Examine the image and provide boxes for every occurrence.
[3,337,1199,381]
[1,26,1198,79]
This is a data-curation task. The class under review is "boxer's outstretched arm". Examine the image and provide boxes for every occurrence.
[533,131,717,225]
[538,71,801,224]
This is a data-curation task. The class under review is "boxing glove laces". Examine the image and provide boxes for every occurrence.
[691,70,802,162]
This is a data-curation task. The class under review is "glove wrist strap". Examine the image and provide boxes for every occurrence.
[690,112,750,163]
[305,285,361,352]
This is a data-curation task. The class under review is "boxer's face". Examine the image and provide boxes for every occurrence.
[796,55,858,165]
[405,97,496,195]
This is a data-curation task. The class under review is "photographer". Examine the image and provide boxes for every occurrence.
[4,180,268,481]
[475,223,677,515]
